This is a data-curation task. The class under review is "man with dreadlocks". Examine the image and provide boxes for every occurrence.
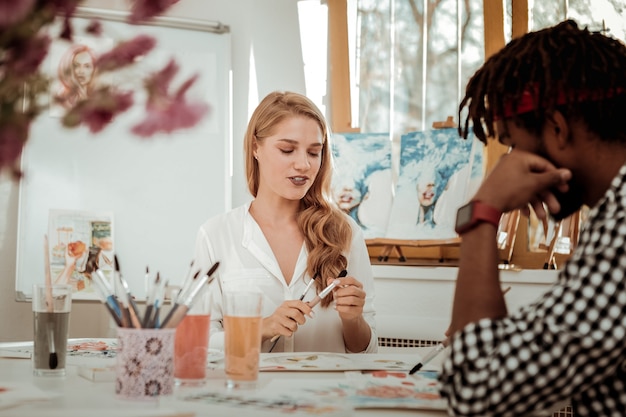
[439,20,626,416]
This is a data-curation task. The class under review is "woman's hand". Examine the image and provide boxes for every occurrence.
[329,274,372,352]
[262,300,312,341]
[329,275,366,322]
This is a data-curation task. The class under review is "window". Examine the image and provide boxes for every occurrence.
[530,0,626,39]
[352,0,485,135]
[337,0,625,135]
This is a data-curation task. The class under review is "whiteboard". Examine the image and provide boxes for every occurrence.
[15,9,232,301]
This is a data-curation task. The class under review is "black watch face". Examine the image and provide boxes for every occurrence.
[456,203,473,229]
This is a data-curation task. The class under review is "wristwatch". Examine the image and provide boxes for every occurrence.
[455,200,502,235]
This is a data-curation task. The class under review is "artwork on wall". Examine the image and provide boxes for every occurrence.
[48,35,114,117]
[385,128,484,240]
[16,9,232,301]
[331,132,393,239]
[48,209,114,300]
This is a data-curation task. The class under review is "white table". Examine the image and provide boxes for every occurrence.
[0,346,447,417]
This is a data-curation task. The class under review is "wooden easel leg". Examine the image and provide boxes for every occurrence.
[394,245,406,262]
[543,221,562,269]
[378,245,393,262]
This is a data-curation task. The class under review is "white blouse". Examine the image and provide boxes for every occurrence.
[192,202,378,353]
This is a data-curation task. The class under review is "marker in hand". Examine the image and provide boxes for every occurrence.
[408,286,512,374]
[268,269,348,350]
[306,269,348,308]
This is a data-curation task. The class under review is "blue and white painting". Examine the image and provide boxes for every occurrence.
[331,132,393,239]
[385,128,484,240]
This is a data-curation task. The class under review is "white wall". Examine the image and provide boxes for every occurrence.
[0,0,307,341]
[7,1,558,346]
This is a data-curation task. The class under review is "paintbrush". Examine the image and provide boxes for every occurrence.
[142,270,159,328]
[268,272,320,352]
[160,262,220,329]
[147,276,168,328]
[306,269,348,308]
[114,255,142,329]
[408,286,512,375]
[43,235,57,369]
[176,260,195,300]
[92,269,123,327]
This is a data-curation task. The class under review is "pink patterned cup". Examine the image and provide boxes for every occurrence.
[115,327,176,400]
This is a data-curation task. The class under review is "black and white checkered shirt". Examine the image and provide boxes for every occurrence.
[440,163,626,416]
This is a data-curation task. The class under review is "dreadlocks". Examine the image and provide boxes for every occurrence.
[459,19,626,145]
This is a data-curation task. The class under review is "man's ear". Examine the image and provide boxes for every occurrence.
[549,110,570,148]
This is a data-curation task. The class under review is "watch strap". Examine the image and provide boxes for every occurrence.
[455,200,502,235]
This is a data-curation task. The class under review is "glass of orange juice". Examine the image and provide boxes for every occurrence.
[223,290,263,389]
[174,296,211,386]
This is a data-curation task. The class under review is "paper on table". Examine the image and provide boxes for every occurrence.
[0,338,118,366]
[5,410,195,417]
[0,349,31,359]
[255,352,417,372]
[77,365,115,382]
[0,382,58,411]
[344,370,446,410]
[174,384,351,416]
[237,373,446,411]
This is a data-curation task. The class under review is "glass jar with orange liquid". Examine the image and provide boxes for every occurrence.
[173,297,211,386]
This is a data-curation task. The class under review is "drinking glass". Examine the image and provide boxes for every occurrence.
[32,284,72,377]
[223,291,263,389]
[174,298,211,386]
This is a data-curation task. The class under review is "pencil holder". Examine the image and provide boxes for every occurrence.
[115,327,176,401]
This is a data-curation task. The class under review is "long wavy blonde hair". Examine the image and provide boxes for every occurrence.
[245,91,351,306]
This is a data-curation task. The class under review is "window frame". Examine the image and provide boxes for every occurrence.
[327,0,575,268]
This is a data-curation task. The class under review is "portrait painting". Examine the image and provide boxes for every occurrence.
[385,128,484,240]
[48,36,114,117]
[331,132,393,239]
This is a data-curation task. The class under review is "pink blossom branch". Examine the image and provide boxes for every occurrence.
[0,0,35,27]
[96,34,157,72]
[61,88,134,133]
[131,59,209,137]
[7,35,50,76]
[128,0,180,24]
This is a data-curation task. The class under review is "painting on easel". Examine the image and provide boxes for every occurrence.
[331,132,393,239]
[385,128,484,240]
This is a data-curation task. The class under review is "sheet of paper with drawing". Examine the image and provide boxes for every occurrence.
[260,352,417,372]
[331,132,393,239]
[386,128,484,240]
[175,371,446,413]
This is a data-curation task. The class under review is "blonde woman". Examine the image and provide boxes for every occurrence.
[55,44,97,109]
[193,91,377,353]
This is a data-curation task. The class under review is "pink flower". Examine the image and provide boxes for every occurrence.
[62,88,134,133]
[130,59,210,137]
[96,35,157,72]
[128,0,180,24]
[0,0,35,27]
[86,19,103,36]
[131,99,209,137]
[52,0,82,40]
[7,35,50,76]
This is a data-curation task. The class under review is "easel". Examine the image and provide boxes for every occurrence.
[367,237,462,263]
[541,211,582,269]
[497,209,521,264]
[367,115,525,265]
[368,116,464,264]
